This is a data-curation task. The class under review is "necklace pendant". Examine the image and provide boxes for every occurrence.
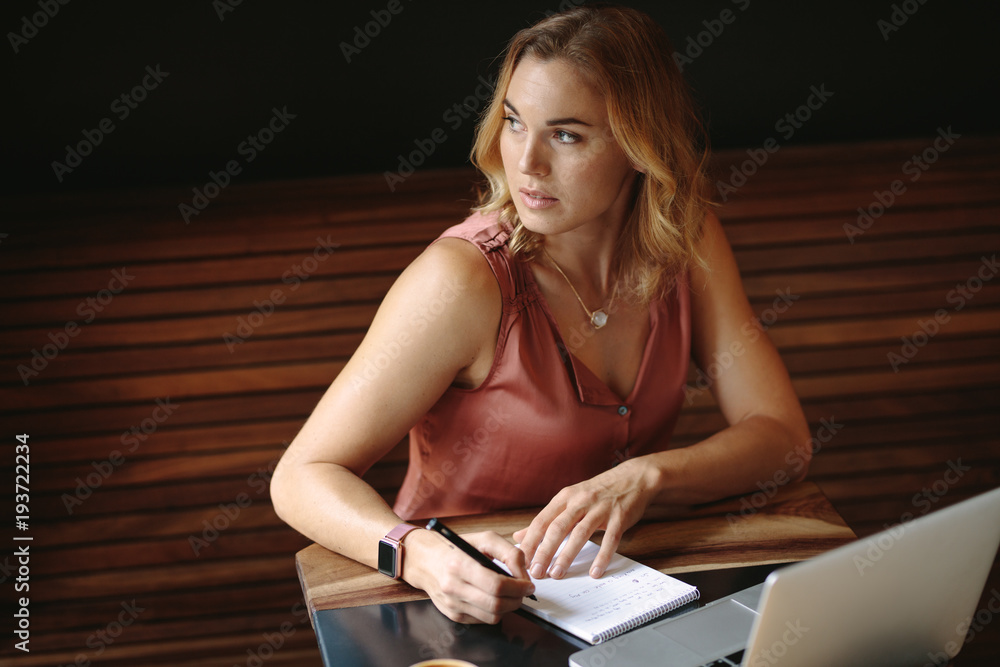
[591,310,608,329]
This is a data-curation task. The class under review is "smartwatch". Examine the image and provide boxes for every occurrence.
[378,523,419,579]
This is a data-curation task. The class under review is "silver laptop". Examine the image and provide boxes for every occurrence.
[570,485,1000,667]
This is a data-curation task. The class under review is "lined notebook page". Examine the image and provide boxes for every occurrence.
[520,540,699,644]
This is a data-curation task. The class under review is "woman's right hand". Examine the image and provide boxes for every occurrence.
[404,530,535,624]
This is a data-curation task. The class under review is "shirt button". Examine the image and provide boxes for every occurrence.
[618,405,629,416]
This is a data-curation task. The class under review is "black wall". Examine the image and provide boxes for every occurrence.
[2,0,997,196]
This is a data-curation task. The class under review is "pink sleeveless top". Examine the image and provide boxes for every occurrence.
[393,213,691,520]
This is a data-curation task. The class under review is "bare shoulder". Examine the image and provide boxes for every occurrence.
[395,236,501,329]
[689,210,731,293]
[371,235,502,384]
[406,236,501,298]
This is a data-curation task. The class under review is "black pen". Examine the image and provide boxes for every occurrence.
[426,518,537,601]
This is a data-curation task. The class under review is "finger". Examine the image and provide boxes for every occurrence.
[433,595,492,625]
[437,551,526,623]
[456,574,524,620]
[590,517,624,578]
[518,503,563,567]
[529,507,585,579]
[465,532,532,585]
[435,592,507,625]
[434,564,502,624]
[453,558,533,620]
[547,518,600,579]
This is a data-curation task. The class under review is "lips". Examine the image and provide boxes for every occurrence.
[519,188,559,210]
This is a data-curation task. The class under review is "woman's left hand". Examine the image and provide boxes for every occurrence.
[513,457,660,580]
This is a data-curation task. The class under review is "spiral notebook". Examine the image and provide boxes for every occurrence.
[519,540,699,645]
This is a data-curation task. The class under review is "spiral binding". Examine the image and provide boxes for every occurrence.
[591,588,702,644]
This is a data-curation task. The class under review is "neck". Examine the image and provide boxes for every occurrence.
[540,224,620,298]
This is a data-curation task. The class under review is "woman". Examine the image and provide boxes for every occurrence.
[270,5,810,625]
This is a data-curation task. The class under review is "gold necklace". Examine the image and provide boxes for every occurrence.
[542,248,617,330]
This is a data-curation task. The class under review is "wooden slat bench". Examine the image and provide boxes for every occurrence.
[1,134,998,665]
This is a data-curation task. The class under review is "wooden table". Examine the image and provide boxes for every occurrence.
[296,481,857,619]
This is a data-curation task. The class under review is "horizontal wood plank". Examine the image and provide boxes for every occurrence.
[3,135,998,667]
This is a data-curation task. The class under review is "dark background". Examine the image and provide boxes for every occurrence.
[2,0,997,196]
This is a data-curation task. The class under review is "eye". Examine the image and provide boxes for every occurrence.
[554,130,580,144]
[502,115,523,132]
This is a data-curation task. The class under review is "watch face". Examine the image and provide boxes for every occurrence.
[378,539,397,577]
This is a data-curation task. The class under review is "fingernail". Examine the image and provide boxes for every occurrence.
[530,562,545,579]
[550,565,565,579]
[590,565,603,578]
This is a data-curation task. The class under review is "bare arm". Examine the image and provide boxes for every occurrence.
[270,238,534,622]
[652,209,812,504]
[516,212,811,579]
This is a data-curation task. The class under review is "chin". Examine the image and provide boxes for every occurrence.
[515,212,551,236]
[513,205,558,236]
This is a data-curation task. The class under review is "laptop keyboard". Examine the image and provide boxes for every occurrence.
[703,650,745,666]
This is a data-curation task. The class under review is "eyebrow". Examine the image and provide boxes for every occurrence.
[503,99,593,127]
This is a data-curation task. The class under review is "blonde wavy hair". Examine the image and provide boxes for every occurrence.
[471,5,713,303]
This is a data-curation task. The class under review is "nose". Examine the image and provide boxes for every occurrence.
[518,135,548,176]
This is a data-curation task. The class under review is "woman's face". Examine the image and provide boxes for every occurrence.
[500,56,638,240]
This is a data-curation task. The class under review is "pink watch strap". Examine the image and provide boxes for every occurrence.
[384,522,418,544]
